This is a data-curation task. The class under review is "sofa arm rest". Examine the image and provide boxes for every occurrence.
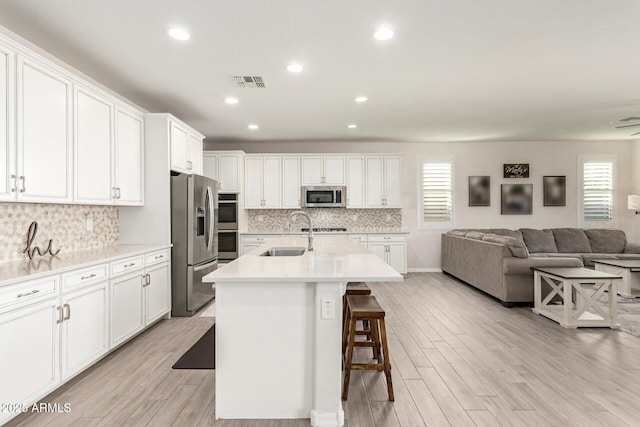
[624,242,640,254]
[503,256,583,275]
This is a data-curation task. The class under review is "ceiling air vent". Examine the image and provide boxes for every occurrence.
[233,76,265,88]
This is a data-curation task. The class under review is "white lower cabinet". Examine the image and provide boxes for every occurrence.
[145,262,170,324]
[60,281,109,380]
[0,298,60,425]
[367,235,407,274]
[111,271,144,347]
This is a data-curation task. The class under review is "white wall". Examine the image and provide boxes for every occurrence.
[631,140,640,242]
[207,140,635,269]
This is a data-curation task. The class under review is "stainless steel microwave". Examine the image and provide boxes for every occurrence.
[301,186,347,208]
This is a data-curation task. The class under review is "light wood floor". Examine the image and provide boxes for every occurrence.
[7,273,640,426]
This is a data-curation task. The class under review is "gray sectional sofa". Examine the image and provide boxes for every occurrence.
[441,228,640,306]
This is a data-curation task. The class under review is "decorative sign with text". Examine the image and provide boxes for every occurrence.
[503,163,530,178]
[23,221,61,260]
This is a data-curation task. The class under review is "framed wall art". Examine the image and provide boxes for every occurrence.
[543,176,566,206]
[468,176,490,206]
[501,184,533,215]
[503,163,530,178]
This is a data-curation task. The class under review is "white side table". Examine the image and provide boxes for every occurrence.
[594,260,640,298]
[532,267,621,329]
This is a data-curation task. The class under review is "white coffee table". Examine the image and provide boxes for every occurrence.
[532,267,620,329]
[594,259,640,298]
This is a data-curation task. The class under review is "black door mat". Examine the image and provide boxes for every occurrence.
[172,324,215,369]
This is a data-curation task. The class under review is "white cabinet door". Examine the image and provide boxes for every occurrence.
[111,272,144,347]
[219,153,240,192]
[60,281,109,380]
[0,298,60,426]
[145,263,170,325]
[262,156,282,208]
[0,43,14,201]
[282,156,301,208]
[385,156,402,208]
[203,152,218,180]
[387,243,407,274]
[365,156,384,208]
[346,157,364,208]
[74,86,113,204]
[244,156,263,208]
[17,56,73,203]
[170,122,189,173]
[301,156,323,185]
[324,156,345,185]
[114,108,144,205]
[188,133,203,175]
[241,243,260,256]
[367,243,387,262]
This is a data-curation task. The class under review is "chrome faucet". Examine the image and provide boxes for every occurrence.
[284,211,314,251]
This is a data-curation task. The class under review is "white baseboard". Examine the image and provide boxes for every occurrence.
[407,268,442,273]
[310,409,345,427]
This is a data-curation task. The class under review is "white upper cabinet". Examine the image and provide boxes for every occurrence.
[74,85,113,204]
[301,156,345,185]
[282,156,301,209]
[169,119,204,175]
[365,155,402,208]
[17,55,73,203]
[244,155,282,209]
[114,108,144,205]
[346,156,364,208]
[203,152,218,180]
[170,122,189,173]
[188,133,203,175]
[203,151,243,192]
[0,42,14,201]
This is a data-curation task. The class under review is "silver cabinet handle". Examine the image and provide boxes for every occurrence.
[63,303,71,321]
[56,306,63,324]
[124,262,135,268]
[81,273,97,280]
[187,161,193,170]
[146,273,151,286]
[155,255,164,259]
[116,187,121,199]
[141,275,146,287]
[17,289,40,298]
[19,175,25,193]
[10,174,16,192]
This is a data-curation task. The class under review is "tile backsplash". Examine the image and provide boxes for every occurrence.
[247,208,402,232]
[0,203,118,263]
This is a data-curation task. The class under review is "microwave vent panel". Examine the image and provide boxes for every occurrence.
[233,76,265,88]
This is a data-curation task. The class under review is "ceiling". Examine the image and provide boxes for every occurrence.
[0,0,639,143]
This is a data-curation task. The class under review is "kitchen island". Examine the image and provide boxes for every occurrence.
[203,236,403,427]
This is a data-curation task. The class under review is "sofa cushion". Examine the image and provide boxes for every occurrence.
[582,254,619,268]
[624,242,640,254]
[481,234,529,258]
[520,229,558,253]
[551,228,592,253]
[447,230,468,237]
[503,256,583,275]
[584,229,626,254]
[465,231,486,240]
[490,228,524,242]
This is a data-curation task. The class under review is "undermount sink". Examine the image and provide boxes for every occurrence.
[260,247,306,257]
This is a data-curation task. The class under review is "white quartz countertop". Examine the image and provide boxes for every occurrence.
[0,244,171,287]
[241,229,410,235]
[204,236,403,283]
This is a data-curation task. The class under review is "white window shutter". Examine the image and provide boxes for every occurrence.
[422,163,453,224]
[583,162,613,222]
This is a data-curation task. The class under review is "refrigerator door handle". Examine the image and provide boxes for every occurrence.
[206,185,215,253]
[194,259,218,272]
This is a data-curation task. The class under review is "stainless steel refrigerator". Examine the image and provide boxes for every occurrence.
[170,173,219,317]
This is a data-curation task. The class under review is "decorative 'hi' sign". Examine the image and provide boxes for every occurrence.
[23,221,61,260]
[503,163,530,178]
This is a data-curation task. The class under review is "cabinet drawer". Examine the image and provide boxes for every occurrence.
[62,264,108,291]
[348,234,368,242]
[145,249,171,266]
[240,235,280,244]
[0,275,59,312]
[110,256,144,276]
[368,234,406,243]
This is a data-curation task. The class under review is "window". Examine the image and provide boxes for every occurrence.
[579,156,615,227]
[419,160,454,229]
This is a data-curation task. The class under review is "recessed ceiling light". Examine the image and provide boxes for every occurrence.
[373,28,394,41]
[224,97,239,104]
[355,96,368,103]
[248,124,259,130]
[347,124,358,129]
[168,28,190,41]
[287,63,304,73]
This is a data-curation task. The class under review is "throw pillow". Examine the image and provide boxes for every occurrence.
[465,231,486,240]
[584,229,627,253]
[481,234,529,258]
[551,228,592,253]
[448,230,468,237]
[520,229,558,253]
